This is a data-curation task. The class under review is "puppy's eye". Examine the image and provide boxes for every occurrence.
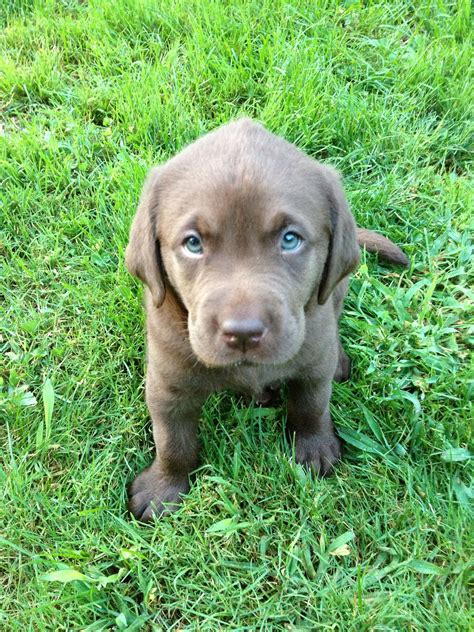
[183,234,203,256]
[280,230,303,252]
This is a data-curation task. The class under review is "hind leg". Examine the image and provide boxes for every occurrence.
[331,280,352,383]
[334,340,351,382]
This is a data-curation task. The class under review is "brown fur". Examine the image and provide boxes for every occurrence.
[125,119,409,522]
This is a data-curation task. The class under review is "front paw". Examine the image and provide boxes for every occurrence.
[294,431,342,477]
[128,463,189,522]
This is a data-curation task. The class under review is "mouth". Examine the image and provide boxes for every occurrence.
[199,354,264,369]
[232,358,258,367]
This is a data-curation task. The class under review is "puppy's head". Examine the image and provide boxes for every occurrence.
[126,119,359,367]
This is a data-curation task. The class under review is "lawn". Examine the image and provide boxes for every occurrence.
[0,0,472,629]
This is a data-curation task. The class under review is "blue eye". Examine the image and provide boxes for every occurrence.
[280,230,302,252]
[183,234,203,255]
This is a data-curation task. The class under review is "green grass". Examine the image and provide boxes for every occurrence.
[1,0,472,629]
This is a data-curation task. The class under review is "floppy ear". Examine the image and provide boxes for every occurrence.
[317,168,360,305]
[125,167,165,307]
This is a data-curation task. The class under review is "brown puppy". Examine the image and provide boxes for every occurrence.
[125,119,408,522]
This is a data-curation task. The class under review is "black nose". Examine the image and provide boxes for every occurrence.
[221,318,266,352]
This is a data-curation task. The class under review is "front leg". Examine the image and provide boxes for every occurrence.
[286,377,341,476]
[128,372,206,522]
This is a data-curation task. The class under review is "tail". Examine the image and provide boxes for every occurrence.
[356,228,409,267]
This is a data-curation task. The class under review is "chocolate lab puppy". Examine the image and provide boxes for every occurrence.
[125,119,408,522]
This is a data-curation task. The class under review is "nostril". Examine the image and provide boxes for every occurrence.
[221,318,266,352]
